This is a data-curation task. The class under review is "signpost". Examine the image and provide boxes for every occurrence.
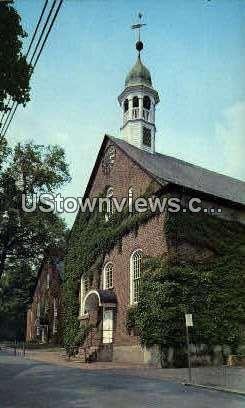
[185,313,193,383]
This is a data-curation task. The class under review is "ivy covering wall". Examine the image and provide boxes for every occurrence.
[63,193,157,352]
[64,189,245,361]
[127,211,245,366]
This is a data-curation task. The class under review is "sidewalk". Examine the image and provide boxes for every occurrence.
[23,348,245,395]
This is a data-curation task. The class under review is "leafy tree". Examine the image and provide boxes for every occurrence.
[0,1,31,115]
[0,142,70,340]
[0,142,70,280]
[0,261,35,340]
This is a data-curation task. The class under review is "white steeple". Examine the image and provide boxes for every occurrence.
[118,15,159,153]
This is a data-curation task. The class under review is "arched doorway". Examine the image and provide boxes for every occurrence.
[82,289,117,345]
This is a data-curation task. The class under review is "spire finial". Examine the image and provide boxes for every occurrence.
[131,12,146,56]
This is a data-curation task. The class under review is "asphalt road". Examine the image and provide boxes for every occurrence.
[0,353,244,408]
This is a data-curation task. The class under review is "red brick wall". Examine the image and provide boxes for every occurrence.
[82,140,167,347]
[78,140,226,351]
[102,213,167,346]
[26,257,63,343]
[89,139,161,200]
[76,138,244,359]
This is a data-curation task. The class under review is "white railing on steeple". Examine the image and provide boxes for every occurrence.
[132,107,139,119]
[123,108,151,124]
[143,108,149,121]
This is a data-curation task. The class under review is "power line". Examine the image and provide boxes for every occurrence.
[1,0,63,140]
[1,103,18,140]
[0,100,15,135]
[0,96,11,127]
[0,0,49,137]
[30,0,57,66]
[33,0,63,70]
[26,0,49,59]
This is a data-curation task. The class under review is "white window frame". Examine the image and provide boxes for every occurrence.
[53,298,58,318]
[128,187,133,211]
[130,249,143,305]
[46,272,50,289]
[103,262,113,289]
[80,275,89,316]
[105,187,113,222]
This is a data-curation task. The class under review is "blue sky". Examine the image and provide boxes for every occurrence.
[12,0,245,226]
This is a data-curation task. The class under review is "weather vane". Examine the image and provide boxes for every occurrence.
[131,12,146,55]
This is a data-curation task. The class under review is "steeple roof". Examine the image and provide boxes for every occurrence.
[125,55,152,87]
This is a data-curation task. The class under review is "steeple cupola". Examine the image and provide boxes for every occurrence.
[118,14,159,154]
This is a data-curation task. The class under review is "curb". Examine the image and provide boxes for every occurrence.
[184,382,245,397]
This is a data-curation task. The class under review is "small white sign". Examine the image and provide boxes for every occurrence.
[185,314,193,327]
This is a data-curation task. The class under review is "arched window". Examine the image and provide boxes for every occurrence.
[130,250,143,304]
[80,275,90,315]
[143,95,151,110]
[103,262,113,289]
[105,187,113,221]
[128,187,133,210]
[132,96,139,107]
[124,99,129,112]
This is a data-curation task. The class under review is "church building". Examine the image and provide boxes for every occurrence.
[65,24,245,365]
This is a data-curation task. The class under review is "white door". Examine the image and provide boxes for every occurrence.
[41,328,45,343]
[103,309,113,344]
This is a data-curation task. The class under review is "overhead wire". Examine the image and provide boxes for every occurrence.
[0,0,63,140]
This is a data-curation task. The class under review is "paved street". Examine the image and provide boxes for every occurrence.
[0,353,245,408]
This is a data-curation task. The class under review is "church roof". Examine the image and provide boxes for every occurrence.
[108,135,245,207]
[125,56,152,87]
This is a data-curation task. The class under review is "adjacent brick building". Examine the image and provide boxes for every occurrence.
[26,249,64,344]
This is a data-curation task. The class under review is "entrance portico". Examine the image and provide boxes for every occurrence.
[82,289,117,347]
